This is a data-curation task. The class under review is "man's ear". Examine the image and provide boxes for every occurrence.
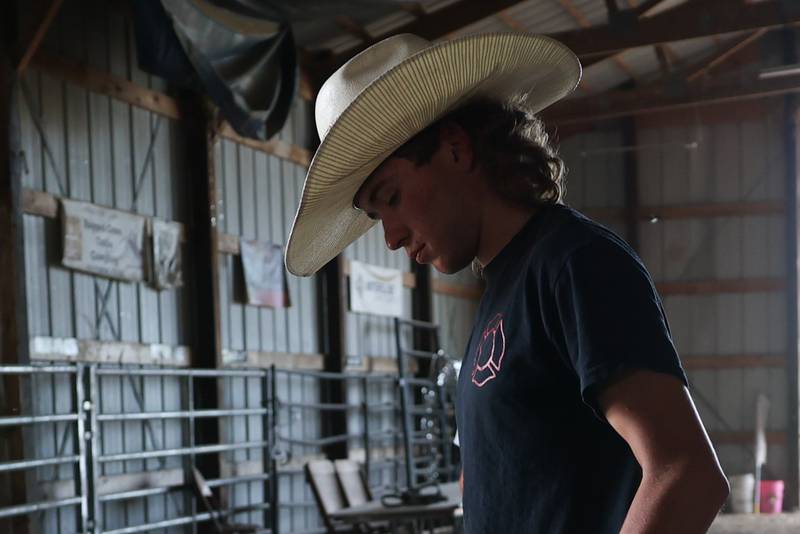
[440,121,474,171]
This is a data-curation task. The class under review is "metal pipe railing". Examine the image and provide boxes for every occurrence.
[98,440,269,463]
[0,497,83,519]
[0,413,78,426]
[0,454,80,473]
[96,407,268,421]
[0,361,457,532]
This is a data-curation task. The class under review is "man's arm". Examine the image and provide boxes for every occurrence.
[599,369,729,534]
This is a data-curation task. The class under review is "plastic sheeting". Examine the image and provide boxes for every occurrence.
[132,0,410,141]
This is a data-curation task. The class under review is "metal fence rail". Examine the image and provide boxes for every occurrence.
[89,365,275,534]
[0,363,458,533]
[0,364,87,530]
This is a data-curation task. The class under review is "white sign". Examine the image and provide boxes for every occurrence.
[151,218,183,290]
[240,239,290,308]
[349,260,403,317]
[61,199,146,282]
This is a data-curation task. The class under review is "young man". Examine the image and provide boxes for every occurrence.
[286,33,728,533]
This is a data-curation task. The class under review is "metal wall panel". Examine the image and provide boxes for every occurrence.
[17,1,190,532]
[432,268,480,361]
[634,105,789,478]
[342,226,413,361]
[214,97,320,531]
[19,0,190,347]
[216,101,318,357]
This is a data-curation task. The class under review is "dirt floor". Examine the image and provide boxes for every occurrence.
[709,513,800,533]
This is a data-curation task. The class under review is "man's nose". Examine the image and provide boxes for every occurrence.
[383,220,409,251]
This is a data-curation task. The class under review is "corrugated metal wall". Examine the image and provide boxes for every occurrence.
[560,128,628,236]
[342,227,412,360]
[431,269,479,361]
[19,1,190,531]
[215,110,317,357]
[560,105,791,482]
[635,105,789,480]
[341,227,411,494]
[214,98,324,532]
[20,0,189,347]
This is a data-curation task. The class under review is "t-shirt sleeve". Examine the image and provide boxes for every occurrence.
[551,237,687,418]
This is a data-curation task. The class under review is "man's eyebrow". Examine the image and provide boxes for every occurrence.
[368,179,389,208]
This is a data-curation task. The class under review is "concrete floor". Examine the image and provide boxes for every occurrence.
[709,514,800,533]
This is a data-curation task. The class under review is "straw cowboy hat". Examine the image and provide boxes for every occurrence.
[285,32,581,277]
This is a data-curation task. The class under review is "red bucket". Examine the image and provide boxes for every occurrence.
[759,480,784,514]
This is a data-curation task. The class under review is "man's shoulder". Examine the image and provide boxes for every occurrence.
[536,204,628,255]
[526,204,639,281]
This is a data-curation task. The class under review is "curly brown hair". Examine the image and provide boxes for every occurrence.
[392,96,566,208]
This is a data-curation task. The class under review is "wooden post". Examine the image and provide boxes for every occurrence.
[411,262,434,377]
[782,26,800,511]
[317,256,348,459]
[180,96,221,491]
[0,17,32,533]
[621,116,640,253]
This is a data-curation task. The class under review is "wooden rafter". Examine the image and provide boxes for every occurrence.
[335,15,372,43]
[15,0,64,75]
[686,29,768,83]
[556,0,638,82]
[307,0,527,83]
[551,0,800,60]
[496,9,526,33]
[542,68,800,124]
[29,53,312,166]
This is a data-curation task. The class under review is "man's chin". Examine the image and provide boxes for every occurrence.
[431,256,469,275]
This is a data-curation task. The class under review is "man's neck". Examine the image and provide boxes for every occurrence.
[475,199,538,268]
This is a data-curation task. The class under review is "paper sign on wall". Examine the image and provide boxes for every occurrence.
[240,239,290,308]
[349,260,403,317]
[61,199,147,282]
[151,218,183,290]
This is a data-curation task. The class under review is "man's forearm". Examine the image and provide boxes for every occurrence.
[620,462,728,534]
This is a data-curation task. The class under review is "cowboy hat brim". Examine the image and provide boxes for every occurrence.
[285,33,581,277]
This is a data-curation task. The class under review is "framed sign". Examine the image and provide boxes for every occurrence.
[240,239,290,308]
[61,199,146,282]
[349,260,403,317]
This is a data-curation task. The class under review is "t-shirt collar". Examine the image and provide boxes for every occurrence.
[482,204,554,283]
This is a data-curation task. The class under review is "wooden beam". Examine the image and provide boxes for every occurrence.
[217,123,311,168]
[309,0,527,82]
[21,187,58,217]
[657,278,785,296]
[682,354,786,370]
[0,36,31,532]
[686,29,768,83]
[556,0,638,83]
[581,200,785,221]
[431,279,484,301]
[31,52,182,118]
[335,15,373,43]
[14,0,63,75]
[317,255,348,458]
[640,200,785,219]
[551,0,800,60]
[31,53,311,166]
[543,72,800,124]
[710,430,786,446]
[29,336,191,366]
[221,349,324,370]
[180,95,222,483]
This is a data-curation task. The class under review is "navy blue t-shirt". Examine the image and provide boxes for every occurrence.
[455,203,687,533]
